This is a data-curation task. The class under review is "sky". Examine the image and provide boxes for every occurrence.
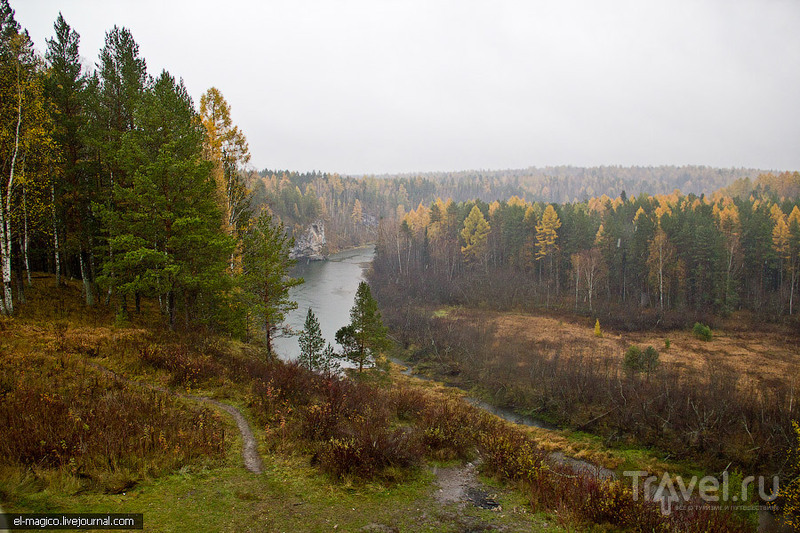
[12,0,800,175]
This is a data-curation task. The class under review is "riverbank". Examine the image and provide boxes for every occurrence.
[274,245,375,362]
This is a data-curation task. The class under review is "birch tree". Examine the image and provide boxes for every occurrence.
[0,2,50,314]
[647,227,677,311]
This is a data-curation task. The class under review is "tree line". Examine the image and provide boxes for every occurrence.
[0,1,298,351]
[253,162,794,270]
[372,177,800,325]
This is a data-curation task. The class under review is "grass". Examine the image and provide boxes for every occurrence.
[1,276,563,532]
[7,455,562,532]
[1,275,763,532]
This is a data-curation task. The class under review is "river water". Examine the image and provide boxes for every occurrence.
[273,246,375,362]
[273,246,787,531]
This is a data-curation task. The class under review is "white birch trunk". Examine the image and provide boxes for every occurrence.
[22,183,30,285]
[52,183,61,285]
[1,83,22,315]
[79,246,94,307]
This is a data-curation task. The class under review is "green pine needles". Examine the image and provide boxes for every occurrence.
[298,308,338,375]
[335,281,390,372]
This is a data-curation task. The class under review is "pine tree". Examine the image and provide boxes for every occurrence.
[241,211,303,355]
[335,281,389,372]
[298,308,325,371]
[45,13,93,303]
[97,71,233,328]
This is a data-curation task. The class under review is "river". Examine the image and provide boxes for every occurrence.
[273,246,787,531]
[273,246,375,362]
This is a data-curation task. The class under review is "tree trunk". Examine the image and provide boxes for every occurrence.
[1,83,22,315]
[79,247,94,306]
[52,183,61,286]
[791,263,797,316]
[22,182,31,286]
[168,290,176,331]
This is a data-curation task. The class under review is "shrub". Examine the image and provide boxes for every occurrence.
[623,346,642,373]
[317,421,420,480]
[664,337,671,350]
[594,319,603,338]
[693,322,712,341]
[641,346,659,374]
[417,397,486,460]
[0,366,226,491]
[623,345,659,376]
[478,426,546,483]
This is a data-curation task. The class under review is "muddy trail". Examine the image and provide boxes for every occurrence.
[88,361,263,475]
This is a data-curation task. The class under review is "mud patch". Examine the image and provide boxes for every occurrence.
[465,487,501,510]
[433,463,477,505]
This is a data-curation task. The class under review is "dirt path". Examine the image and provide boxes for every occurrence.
[88,361,263,475]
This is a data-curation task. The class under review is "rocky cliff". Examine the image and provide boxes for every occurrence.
[290,221,326,261]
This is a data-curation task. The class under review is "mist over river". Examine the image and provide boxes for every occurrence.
[273,246,375,362]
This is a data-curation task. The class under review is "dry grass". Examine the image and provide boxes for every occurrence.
[450,307,800,391]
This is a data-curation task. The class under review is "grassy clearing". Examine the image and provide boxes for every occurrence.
[467,307,800,391]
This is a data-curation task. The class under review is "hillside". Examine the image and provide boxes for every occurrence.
[0,276,763,532]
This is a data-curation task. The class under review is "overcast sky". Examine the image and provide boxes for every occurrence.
[13,0,800,175]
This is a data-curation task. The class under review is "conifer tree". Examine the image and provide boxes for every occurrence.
[241,211,303,355]
[298,308,325,371]
[97,71,233,328]
[199,87,251,258]
[45,13,93,302]
[460,204,490,266]
[335,281,389,372]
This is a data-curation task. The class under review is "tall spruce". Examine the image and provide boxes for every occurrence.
[298,308,324,371]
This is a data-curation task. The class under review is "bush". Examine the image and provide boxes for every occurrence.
[623,346,642,373]
[693,322,713,341]
[594,319,603,338]
[664,337,671,350]
[317,420,420,480]
[623,345,659,375]
[478,426,546,483]
[0,365,226,491]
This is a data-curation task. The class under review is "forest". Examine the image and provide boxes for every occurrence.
[0,2,302,350]
[364,177,800,479]
[366,174,800,325]
[251,164,782,258]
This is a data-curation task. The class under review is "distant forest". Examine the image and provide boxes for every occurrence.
[252,165,779,251]
[366,170,800,326]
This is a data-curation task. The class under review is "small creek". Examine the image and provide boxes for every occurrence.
[392,358,789,532]
[389,357,615,479]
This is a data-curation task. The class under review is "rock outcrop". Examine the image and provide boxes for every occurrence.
[290,221,326,261]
